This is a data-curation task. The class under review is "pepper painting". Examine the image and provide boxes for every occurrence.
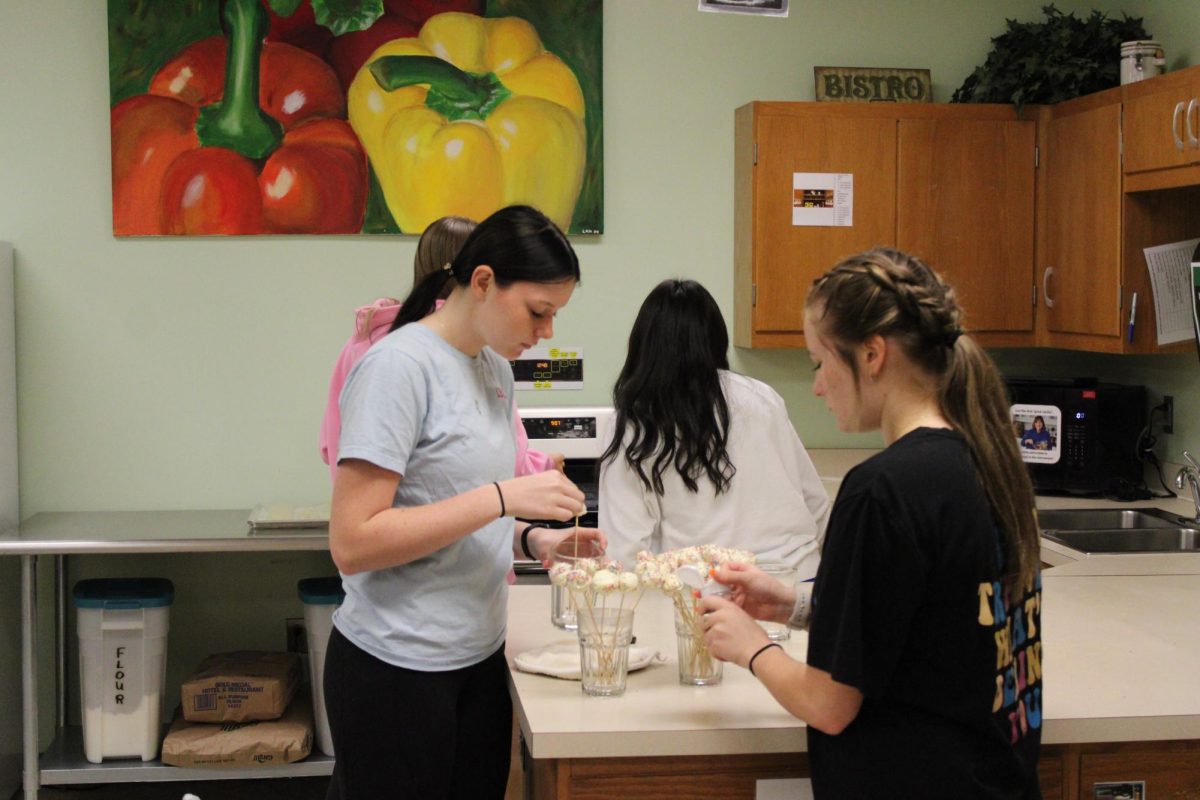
[107,0,603,236]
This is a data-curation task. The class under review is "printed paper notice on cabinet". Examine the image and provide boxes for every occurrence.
[792,173,853,227]
[1143,238,1200,345]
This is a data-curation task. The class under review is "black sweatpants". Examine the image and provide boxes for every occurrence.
[323,626,512,800]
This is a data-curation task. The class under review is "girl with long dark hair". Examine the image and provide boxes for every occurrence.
[599,278,829,574]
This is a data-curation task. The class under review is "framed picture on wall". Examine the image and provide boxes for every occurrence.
[698,0,788,17]
[107,0,604,237]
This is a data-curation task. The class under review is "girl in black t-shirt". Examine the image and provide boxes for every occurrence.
[700,247,1042,799]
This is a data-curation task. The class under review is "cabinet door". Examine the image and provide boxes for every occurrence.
[752,112,896,338]
[1124,79,1200,174]
[1080,749,1200,798]
[897,117,1036,334]
[1043,103,1123,338]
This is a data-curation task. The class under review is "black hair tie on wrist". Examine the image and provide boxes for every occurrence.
[520,524,542,561]
[493,481,506,518]
[748,642,782,677]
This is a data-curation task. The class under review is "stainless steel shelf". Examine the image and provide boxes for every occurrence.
[40,727,334,784]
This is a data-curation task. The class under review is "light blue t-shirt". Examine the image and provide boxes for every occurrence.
[332,322,516,671]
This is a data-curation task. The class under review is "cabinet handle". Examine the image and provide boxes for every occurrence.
[1173,101,1187,151]
[1188,98,1200,149]
[1042,267,1055,309]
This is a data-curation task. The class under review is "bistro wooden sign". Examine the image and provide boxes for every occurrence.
[814,67,932,103]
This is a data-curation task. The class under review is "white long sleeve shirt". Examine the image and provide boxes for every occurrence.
[599,371,830,577]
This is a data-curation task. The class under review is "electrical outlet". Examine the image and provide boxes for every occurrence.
[1163,395,1174,434]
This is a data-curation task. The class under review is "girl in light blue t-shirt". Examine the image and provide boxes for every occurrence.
[325,205,603,800]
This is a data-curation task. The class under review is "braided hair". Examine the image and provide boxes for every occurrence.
[806,247,1038,593]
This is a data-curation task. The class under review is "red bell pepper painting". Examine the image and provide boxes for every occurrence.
[107,0,604,236]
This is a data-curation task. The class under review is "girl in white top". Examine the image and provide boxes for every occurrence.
[598,279,830,575]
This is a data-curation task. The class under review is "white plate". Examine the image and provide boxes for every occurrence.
[514,640,664,681]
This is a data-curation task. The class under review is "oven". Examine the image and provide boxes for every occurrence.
[512,406,614,580]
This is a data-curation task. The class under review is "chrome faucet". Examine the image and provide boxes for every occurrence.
[1175,451,1200,522]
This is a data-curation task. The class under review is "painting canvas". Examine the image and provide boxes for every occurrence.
[108,0,603,236]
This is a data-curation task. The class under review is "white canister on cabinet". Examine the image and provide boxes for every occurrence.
[1120,41,1166,85]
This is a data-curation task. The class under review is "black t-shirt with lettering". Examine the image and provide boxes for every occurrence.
[806,428,1042,799]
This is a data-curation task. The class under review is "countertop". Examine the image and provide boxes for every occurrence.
[506,574,1200,758]
[506,448,1200,759]
[0,509,330,555]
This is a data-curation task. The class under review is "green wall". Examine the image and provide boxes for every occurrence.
[0,1,1196,513]
[1,0,1198,783]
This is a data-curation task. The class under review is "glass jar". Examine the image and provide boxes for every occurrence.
[550,538,605,630]
[754,562,797,642]
[673,602,723,686]
[577,607,635,696]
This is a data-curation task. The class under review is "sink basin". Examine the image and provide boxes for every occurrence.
[1038,507,1200,553]
[1037,507,1187,531]
[1044,528,1200,554]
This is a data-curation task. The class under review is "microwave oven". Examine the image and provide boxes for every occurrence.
[1004,378,1145,495]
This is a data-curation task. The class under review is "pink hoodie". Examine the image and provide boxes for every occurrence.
[319,298,557,483]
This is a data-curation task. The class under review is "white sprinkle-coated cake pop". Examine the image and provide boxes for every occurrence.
[549,562,571,585]
[591,570,619,593]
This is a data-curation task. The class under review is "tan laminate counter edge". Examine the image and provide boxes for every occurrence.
[507,449,1200,760]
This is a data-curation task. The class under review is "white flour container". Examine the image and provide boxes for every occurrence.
[1120,41,1165,85]
[298,577,344,757]
[73,578,173,763]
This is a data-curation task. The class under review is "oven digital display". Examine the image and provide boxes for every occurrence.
[523,416,597,440]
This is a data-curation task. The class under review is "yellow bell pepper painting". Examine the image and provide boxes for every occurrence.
[107,0,603,236]
[349,11,590,234]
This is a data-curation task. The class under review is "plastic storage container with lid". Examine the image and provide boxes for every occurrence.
[298,576,345,757]
[72,577,174,763]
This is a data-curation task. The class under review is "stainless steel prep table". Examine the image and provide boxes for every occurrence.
[0,510,332,799]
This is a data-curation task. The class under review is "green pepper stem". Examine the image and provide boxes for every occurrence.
[370,55,511,122]
[195,0,283,159]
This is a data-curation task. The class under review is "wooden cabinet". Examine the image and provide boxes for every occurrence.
[898,116,1036,341]
[734,102,1036,349]
[1124,67,1200,187]
[1041,95,1124,343]
[735,72,1200,354]
[1042,741,1200,799]
[527,753,809,800]
[1038,84,1200,354]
